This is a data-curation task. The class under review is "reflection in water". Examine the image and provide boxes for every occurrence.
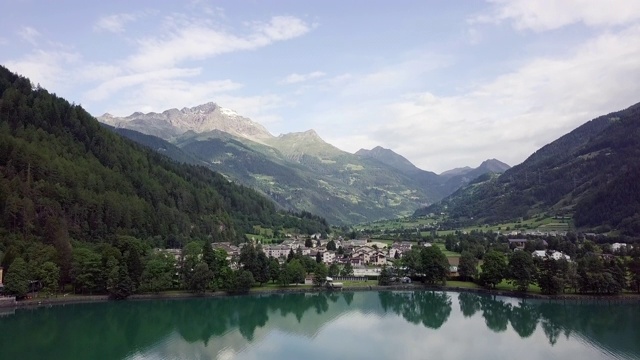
[509,301,538,338]
[458,291,482,318]
[379,291,451,329]
[0,291,638,360]
[481,295,511,332]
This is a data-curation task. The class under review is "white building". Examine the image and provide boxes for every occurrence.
[323,251,336,264]
[532,250,570,261]
[612,243,627,251]
[263,245,291,259]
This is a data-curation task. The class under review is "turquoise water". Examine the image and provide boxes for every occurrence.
[0,291,638,359]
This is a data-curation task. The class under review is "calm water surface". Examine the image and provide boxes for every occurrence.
[0,291,638,360]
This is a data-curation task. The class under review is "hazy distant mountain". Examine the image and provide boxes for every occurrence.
[354,146,449,198]
[439,166,473,178]
[440,159,511,192]
[98,102,506,224]
[416,102,640,234]
[440,159,510,179]
[356,146,425,175]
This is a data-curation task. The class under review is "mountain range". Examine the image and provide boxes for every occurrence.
[415,102,640,235]
[98,104,509,224]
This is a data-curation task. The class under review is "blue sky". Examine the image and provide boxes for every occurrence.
[3,0,640,172]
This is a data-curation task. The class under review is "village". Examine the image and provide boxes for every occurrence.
[154,235,425,279]
[216,236,418,276]
[152,229,633,286]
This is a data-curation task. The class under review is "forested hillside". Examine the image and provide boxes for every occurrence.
[0,66,329,283]
[416,102,640,234]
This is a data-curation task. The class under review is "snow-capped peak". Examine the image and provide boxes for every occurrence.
[220,107,238,118]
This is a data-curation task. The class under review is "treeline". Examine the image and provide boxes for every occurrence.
[0,65,329,291]
[1,238,329,299]
[385,230,640,295]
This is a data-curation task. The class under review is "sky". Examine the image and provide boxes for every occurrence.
[2,0,640,173]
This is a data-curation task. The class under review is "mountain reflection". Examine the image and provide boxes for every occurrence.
[0,291,638,360]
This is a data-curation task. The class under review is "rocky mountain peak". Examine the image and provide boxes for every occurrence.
[278,129,323,141]
[96,101,274,143]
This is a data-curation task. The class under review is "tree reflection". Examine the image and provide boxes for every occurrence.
[378,291,452,329]
[481,295,511,332]
[452,291,640,356]
[458,292,482,318]
[509,301,538,338]
[1,291,639,360]
[343,291,354,306]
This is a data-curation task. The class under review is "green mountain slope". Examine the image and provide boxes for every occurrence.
[416,102,640,234]
[100,103,509,225]
[109,127,207,167]
[175,131,437,224]
[0,66,330,253]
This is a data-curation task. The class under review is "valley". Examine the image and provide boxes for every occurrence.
[99,104,509,225]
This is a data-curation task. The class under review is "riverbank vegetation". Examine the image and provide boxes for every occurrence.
[382,229,640,296]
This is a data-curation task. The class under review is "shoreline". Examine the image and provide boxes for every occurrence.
[8,283,640,310]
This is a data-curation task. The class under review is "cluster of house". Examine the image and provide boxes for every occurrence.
[505,230,569,237]
[509,238,631,261]
[155,237,419,271]
[509,238,571,260]
[261,238,418,267]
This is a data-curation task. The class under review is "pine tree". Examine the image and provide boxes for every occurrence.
[202,241,215,268]
[109,265,135,300]
[313,263,328,286]
[341,262,354,276]
[4,257,29,298]
[458,251,478,281]
[378,265,392,286]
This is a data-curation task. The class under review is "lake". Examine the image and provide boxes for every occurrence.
[0,290,638,360]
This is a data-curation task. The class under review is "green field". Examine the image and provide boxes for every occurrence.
[435,215,572,236]
[446,280,482,289]
[358,216,441,231]
[446,280,541,293]
[435,243,461,258]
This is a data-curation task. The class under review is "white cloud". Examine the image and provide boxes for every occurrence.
[75,63,122,83]
[356,25,640,172]
[187,0,225,17]
[281,71,326,84]
[4,49,80,90]
[94,13,138,33]
[126,15,311,71]
[473,0,640,31]
[17,26,40,45]
[80,13,311,122]
[106,77,245,116]
[249,15,312,41]
[216,94,287,127]
[335,53,451,98]
[85,67,203,102]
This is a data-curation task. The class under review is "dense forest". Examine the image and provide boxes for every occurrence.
[0,65,329,289]
[416,102,640,234]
